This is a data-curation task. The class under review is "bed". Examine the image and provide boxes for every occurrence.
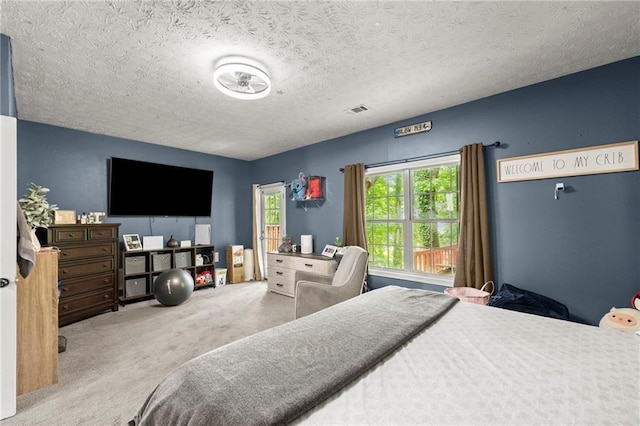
[130,286,639,425]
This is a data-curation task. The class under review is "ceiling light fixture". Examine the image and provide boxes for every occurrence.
[213,58,271,100]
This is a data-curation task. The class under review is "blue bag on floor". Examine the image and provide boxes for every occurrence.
[488,283,570,320]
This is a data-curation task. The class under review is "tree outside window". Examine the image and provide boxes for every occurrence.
[365,156,460,280]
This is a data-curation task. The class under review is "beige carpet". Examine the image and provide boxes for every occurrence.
[4,281,294,426]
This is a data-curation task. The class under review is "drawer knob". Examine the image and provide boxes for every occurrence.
[276,271,283,275]
[276,283,283,287]
[304,263,313,268]
[104,294,109,299]
[62,287,69,292]
[276,259,283,263]
[62,305,69,311]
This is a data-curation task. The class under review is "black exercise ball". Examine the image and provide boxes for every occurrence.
[153,269,194,306]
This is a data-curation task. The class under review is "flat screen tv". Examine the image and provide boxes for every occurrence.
[108,157,213,217]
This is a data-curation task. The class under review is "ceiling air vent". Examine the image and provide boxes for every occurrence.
[346,104,369,114]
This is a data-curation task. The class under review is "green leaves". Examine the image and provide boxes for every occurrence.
[18,182,58,230]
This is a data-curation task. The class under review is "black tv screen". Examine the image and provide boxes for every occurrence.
[108,157,213,217]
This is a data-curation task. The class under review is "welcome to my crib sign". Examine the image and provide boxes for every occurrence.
[497,140,638,183]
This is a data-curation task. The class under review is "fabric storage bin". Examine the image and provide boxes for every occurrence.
[445,281,494,305]
[175,251,192,269]
[125,278,147,297]
[125,256,146,275]
[152,253,172,271]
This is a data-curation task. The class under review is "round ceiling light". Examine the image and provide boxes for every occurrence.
[213,60,271,100]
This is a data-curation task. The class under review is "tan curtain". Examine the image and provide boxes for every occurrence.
[342,163,368,250]
[454,143,493,289]
[251,184,264,281]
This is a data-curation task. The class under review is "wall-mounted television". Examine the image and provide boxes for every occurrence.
[108,157,214,217]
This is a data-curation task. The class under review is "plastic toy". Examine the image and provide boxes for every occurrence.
[289,172,307,200]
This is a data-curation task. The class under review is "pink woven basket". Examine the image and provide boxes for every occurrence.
[445,281,494,305]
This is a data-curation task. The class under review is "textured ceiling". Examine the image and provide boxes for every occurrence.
[1,1,639,161]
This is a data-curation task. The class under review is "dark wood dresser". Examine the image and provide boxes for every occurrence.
[38,223,120,326]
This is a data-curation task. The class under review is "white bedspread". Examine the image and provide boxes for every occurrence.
[295,301,640,425]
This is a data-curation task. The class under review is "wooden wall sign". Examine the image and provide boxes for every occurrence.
[497,140,638,183]
[394,120,431,138]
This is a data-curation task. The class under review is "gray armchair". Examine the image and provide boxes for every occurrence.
[294,246,368,319]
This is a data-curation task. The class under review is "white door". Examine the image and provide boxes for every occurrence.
[260,183,285,278]
[0,115,17,419]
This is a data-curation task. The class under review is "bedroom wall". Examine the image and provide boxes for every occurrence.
[16,121,253,267]
[251,56,640,325]
[6,27,638,326]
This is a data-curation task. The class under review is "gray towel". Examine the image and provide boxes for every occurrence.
[17,202,36,277]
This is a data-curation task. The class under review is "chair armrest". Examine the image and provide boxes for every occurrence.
[295,270,333,285]
[294,280,355,319]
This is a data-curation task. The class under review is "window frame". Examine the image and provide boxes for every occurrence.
[366,154,460,287]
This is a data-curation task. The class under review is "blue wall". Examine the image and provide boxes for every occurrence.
[251,57,640,325]
[16,121,253,266]
[5,27,638,325]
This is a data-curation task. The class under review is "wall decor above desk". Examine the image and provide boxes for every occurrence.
[497,140,638,183]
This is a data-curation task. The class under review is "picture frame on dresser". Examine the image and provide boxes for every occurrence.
[321,244,337,258]
[123,234,142,251]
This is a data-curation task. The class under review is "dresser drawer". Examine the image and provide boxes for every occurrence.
[269,266,296,285]
[268,253,294,269]
[59,288,114,316]
[59,273,115,299]
[293,256,337,275]
[267,274,295,297]
[50,227,87,244]
[88,227,118,240]
[59,257,115,280]
[59,242,115,262]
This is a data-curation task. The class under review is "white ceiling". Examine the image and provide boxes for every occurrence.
[1,1,639,161]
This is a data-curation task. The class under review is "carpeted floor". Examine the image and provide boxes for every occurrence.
[3,281,294,426]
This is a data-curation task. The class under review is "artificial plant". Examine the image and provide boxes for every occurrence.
[18,182,58,230]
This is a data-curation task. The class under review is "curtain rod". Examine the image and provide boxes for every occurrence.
[339,141,501,172]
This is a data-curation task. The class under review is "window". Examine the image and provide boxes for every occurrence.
[365,154,460,286]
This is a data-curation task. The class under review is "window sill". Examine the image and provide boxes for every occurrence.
[368,267,454,288]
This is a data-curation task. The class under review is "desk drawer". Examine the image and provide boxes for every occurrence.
[59,258,115,280]
[293,256,337,275]
[59,243,115,261]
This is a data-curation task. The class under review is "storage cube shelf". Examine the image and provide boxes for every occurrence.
[119,245,215,305]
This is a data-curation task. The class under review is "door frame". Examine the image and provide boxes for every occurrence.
[259,183,286,278]
[0,115,17,419]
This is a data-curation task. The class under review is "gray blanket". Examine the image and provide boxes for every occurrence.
[132,286,458,426]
